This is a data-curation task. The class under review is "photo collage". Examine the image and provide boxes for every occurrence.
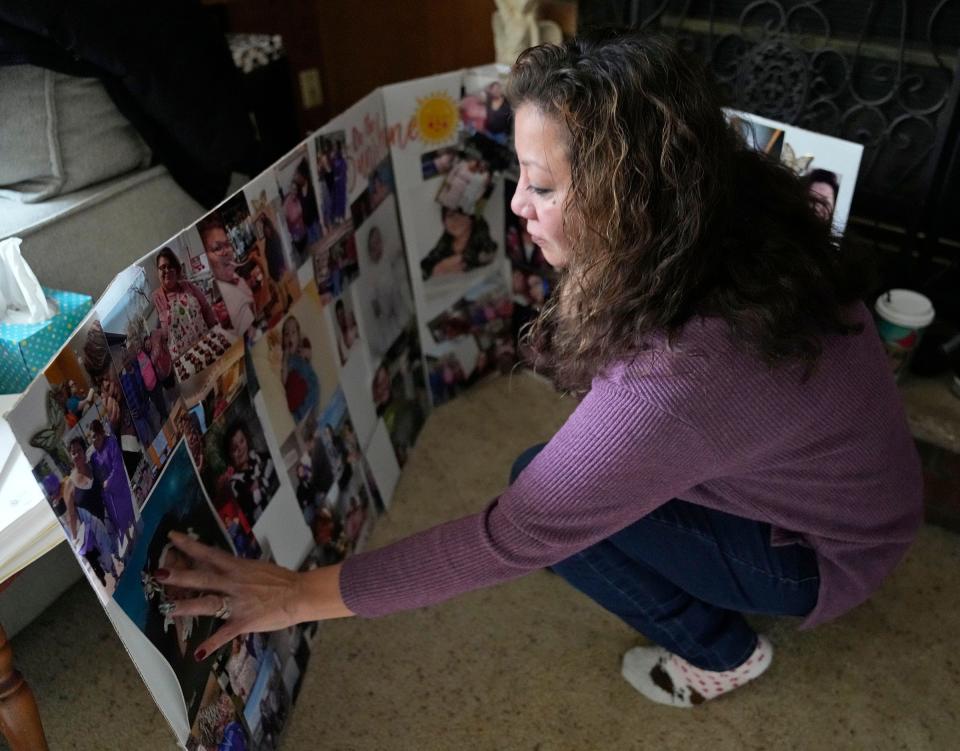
[8,87,432,750]
[382,66,518,411]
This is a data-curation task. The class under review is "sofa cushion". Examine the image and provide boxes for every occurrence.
[0,65,152,203]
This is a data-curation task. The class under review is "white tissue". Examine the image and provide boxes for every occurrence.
[0,237,58,324]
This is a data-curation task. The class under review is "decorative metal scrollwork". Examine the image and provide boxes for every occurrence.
[636,0,960,228]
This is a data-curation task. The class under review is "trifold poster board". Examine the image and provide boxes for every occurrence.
[7,64,863,749]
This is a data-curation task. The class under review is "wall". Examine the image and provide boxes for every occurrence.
[221,0,497,134]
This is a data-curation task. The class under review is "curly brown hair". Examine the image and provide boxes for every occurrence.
[507,29,869,393]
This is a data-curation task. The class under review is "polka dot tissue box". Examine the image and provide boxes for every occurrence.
[0,288,92,394]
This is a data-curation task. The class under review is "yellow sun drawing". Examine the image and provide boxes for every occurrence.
[415,92,458,145]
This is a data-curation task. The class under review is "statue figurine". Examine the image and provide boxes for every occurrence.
[492,0,563,67]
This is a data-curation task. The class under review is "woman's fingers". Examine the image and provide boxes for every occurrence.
[194,621,246,661]
[164,593,225,618]
[158,565,231,594]
[166,531,235,571]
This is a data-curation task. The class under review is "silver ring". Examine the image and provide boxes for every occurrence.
[214,596,232,620]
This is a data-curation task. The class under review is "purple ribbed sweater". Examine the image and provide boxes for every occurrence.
[341,303,923,628]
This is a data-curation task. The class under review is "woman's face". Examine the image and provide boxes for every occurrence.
[809,181,836,221]
[443,210,473,240]
[70,442,85,467]
[157,256,180,291]
[229,429,250,470]
[510,105,572,268]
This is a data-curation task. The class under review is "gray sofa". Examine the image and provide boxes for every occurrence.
[0,65,237,636]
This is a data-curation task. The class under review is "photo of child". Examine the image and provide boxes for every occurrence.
[434,153,493,214]
[201,388,280,530]
[280,314,320,424]
[333,293,361,365]
[251,281,340,445]
[181,407,262,561]
[355,199,414,362]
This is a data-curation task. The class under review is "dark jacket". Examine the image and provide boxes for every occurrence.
[0,0,259,207]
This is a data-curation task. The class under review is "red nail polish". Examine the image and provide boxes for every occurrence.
[194,648,207,662]
[154,568,170,581]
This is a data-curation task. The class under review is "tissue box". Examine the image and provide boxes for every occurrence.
[0,288,92,394]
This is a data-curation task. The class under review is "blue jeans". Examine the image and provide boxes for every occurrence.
[510,444,820,671]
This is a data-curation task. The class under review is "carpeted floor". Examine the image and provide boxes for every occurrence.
[7,373,959,750]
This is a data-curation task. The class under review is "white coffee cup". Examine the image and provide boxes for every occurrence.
[874,289,935,380]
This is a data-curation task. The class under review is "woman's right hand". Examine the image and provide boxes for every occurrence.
[161,531,354,659]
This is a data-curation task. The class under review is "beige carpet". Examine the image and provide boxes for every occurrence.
[6,373,959,750]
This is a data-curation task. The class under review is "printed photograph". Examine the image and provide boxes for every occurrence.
[730,115,785,158]
[196,197,290,340]
[425,276,515,405]
[726,109,862,233]
[242,649,291,751]
[246,186,301,305]
[367,156,395,212]
[283,424,342,565]
[434,151,493,215]
[186,673,250,751]
[141,238,239,385]
[311,221,357,302]
[460,68,512,146]
[420,206,497,282]
[98,267,181,449]
[67,317,154,496]
[222,632,267,705]
[10,325,142,598]
[198,386,280,537]
[802,167,841,224]
[354,198,413,363]
[504,178,557,356]
[370,323,428,467]
[313,130,349,234]
[289,386,373,563]
[261,625,310,706]
[112,440,235,730]
[332,285,362,366]
[276,146,325,268]
[250,281,340,442]
[420,146,459,180]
